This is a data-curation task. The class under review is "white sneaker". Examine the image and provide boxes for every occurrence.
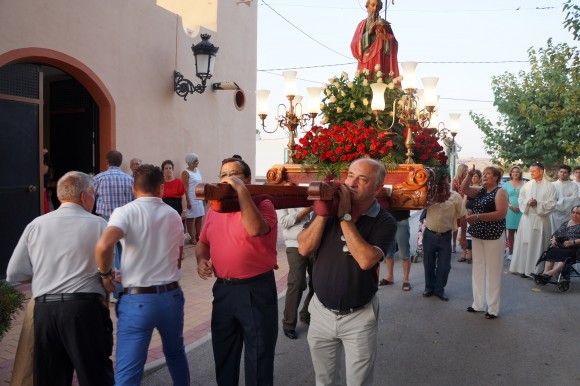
[184,233,192,242]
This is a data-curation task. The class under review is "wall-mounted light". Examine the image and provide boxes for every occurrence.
[174,34,219,100]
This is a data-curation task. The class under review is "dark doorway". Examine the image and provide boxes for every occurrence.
[0,63,99,279]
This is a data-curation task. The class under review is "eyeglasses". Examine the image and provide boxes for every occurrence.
[219,170,244,178]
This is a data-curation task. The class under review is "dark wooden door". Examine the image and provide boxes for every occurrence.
[0,63,41,278]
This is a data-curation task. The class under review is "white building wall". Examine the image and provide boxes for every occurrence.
[0,0,257,182]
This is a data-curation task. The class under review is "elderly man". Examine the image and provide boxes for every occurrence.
[510,162,557,277]
[196,156,278,386]
[95,164,189,385]
[551,165,580,231]
[6,171,113,386]
[129,157,143,175]
[422,173,466,301]
[298,158,396,385]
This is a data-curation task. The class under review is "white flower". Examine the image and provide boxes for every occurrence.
[341,71,348,80]
[329,95,337,103]
[319,102,325,110]
[387,82,395,89]
[336,107,343,113]
[394,76,403,83]
[340,91,346,97]
[376,70,383,78]
[374,63,381,71]
[333,82,340,88]
[347,82,354,88]
[363,68,370,76]
[377,78,384,84]
[321,116,328,124]
[363,79,369,87]
[350,102,355,109]
[325,88,331,96]
[354,70,360,77]
[389,111,395,117]
[363,98,369,106]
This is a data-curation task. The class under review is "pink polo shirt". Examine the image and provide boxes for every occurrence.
[199,199,278,279]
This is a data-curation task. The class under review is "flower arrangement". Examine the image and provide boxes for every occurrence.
[291,65,449,172]
[293,122,397,176]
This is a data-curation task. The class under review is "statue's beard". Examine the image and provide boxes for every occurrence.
[367,12,377,25]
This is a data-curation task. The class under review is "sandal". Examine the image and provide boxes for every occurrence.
[379,279,394,286]
[402,282,411,291]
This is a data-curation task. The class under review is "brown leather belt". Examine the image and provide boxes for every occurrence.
[123,281,179,295]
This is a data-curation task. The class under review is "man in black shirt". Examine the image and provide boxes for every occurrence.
[298,158,396,385]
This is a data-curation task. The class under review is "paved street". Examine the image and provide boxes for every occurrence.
[143,212,580,385]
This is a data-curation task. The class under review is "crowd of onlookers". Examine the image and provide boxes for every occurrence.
[5,155,579,386]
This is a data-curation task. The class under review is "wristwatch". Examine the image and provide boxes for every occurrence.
[339,213,352,222]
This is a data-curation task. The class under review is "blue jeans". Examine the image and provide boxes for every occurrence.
[115,288,189,386]
[422,229,452,295]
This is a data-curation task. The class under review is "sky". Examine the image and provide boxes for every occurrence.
[254,0,576,176]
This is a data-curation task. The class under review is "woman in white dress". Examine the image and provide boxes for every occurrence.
[181,152,205,244]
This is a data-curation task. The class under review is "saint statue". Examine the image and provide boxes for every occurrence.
[351,0,399,78]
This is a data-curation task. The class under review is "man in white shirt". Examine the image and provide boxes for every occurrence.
[551,165,580,231]
[6,171,113,386]
[95,164,189,386]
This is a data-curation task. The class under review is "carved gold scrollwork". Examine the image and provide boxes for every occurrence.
[266,165,285,184]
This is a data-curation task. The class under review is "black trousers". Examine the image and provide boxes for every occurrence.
[282,247,314,330]
[33,297,114,386]
[211,271,278,386]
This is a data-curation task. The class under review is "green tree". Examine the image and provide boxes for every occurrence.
[470,39,579,166]
[563,0,579,41]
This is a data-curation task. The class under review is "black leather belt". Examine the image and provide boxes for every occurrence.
[216,270,273,285]
[426,228,452,236]
[326,304,366,316]
[35,293,103,303]
[123,281,179,295]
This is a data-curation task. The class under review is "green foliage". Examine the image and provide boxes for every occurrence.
[320,69,403,128]
[563,0,580,41]
[470,39,580,166]
[0,281,26,340]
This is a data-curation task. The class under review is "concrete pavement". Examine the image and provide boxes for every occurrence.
[143,212,580,385]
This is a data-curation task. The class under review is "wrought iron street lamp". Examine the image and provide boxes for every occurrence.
[174,34,219,100]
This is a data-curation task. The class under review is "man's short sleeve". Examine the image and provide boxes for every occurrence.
[367,211,397,256]
[258,199,277,231]
[107,206,128,234]
[198,209,214,244]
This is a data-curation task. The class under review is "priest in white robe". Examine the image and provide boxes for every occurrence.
[551,165,580,231]
[509,163,557,277]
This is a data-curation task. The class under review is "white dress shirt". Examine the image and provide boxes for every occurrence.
[6,203,107,298]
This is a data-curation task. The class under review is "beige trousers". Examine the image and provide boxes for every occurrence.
[10,299,34,386]
[307,294,379,386]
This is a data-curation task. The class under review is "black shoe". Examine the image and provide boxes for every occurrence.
[484,312,497,319]
[436,293,449,301]
[283,329,297,340]
[520,273,528,278]
[466,306,482,313]
[422,290,433,297]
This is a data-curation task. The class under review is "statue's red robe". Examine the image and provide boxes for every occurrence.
[351,18,399,78]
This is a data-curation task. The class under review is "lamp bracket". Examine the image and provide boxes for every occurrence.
[174,71,207,100]
[212,82,240,91]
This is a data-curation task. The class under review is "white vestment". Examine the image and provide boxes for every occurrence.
[509,179,557,276]
[550,180,580,231]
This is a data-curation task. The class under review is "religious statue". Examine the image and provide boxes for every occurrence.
[350,0,399,78]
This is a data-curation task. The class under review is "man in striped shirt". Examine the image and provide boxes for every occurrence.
[94,150,134,300]
[94,150,134,218]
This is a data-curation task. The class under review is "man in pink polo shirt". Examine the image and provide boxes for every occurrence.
[196,156,278,386]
